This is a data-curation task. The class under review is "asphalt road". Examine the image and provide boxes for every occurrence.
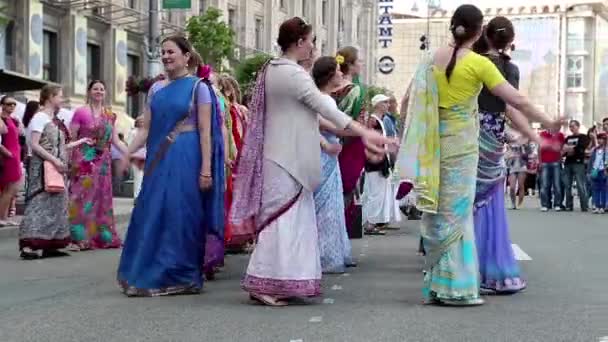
[0,199,607,342]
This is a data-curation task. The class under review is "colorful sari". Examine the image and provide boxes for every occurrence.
[19,117,70,252]
[314,131,353,273]
[224,103,246,247]
[474,111,527,294]
[68,107,121,249]
[333,84,366,235]
[117,76,224,296]
[396,56,481,304]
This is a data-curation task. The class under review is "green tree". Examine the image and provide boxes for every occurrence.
[186,7,235,71]
[235,53,272,97]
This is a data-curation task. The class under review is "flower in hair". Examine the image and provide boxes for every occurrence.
[335,55,345,65]
[197,64,212,79]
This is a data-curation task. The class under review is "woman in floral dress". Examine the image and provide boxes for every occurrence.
[68,80,127,250]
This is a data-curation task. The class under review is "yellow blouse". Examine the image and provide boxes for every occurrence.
[433,51,506,108]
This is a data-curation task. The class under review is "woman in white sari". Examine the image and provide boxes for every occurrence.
[230,17,396,306]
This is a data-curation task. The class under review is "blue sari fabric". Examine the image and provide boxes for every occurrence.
[117,76,224,296]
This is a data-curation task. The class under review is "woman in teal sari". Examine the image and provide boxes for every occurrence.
[396,5,559,306]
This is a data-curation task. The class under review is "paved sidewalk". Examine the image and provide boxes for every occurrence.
[0,197,134,241]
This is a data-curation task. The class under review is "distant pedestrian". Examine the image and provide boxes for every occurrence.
[539,127,565,211]
[562,120,589,212]
[589,133,608,213]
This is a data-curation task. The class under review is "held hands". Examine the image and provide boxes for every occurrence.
[79,137,95,146]
[322,142,343,156]
[52,157,67,173]
[362,129,399,155]
[117,154,131,176]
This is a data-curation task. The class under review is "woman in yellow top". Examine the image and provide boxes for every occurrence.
[396,4,560,306]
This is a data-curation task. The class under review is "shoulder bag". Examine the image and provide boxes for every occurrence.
[43,124,65,193]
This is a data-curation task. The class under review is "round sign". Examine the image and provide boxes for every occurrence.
[378,56,395,74]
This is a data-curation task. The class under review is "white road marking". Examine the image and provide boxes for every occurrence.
[323,298,335,304]
[331,285,343,290]
[359,253,366,257]
[290,339,303,342]
[512,244,532,261]
[598,337,608,342]
[309,316,323,323]
[342,273,351,277]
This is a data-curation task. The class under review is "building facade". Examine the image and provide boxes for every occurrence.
[0,0,377,131]
[377,2,608,127]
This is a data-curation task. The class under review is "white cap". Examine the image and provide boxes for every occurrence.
[371,94,390,108]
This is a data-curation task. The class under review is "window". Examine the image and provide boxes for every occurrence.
[255,18,263,50]
[199,0,206,14]
[43,30,58,82]
[87,43,101,84]
[302,0,307,17]
[567,55,584,88]
[128,0,137,9]
[356,16,362,40]
[279,0,285,9]
[322,0,328,26]
[127,54,141,118]
[321,41,327,54]
[228,8,237,34]
[4,21,14,70]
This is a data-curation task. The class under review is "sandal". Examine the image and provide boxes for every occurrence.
[364,227,386,236]
[249,293,288,307]
[41,250,70,258]
[20,248,41,260]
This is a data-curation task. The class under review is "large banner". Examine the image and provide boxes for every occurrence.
[510,17,560,119]
[595,16,608,122]
[28,0,43,79]
[74,15,87,96]
[114,29,128,104]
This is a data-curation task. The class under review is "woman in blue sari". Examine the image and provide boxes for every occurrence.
[116,35,224,297]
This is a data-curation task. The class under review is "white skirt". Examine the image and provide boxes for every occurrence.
[362,171,401,225]
[242,188,322,298]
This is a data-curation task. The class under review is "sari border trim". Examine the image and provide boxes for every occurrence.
[117,279,201,297]
[241,274,322,298]
[19,237,70,251]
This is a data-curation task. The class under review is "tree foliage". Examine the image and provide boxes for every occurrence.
[235,53,273,99]
[186,7,235,72]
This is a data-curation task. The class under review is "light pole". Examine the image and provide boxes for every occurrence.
[146,0,162,77]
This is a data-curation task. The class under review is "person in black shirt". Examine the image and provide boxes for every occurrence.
[562,119,589,211]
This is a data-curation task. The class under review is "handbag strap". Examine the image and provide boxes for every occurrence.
[145,78,202,175]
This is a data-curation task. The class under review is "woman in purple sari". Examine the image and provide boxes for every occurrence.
[473,17,557,294]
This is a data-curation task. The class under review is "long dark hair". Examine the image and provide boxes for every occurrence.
[312,56,339,88]
[22,100,40,128]
[446,5,484,81]
[473,16,515,58]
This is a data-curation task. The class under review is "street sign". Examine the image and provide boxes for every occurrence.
[378,56,395,74]
[162,0,191,9]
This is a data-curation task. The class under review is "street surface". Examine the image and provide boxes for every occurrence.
[0,199,607,342]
